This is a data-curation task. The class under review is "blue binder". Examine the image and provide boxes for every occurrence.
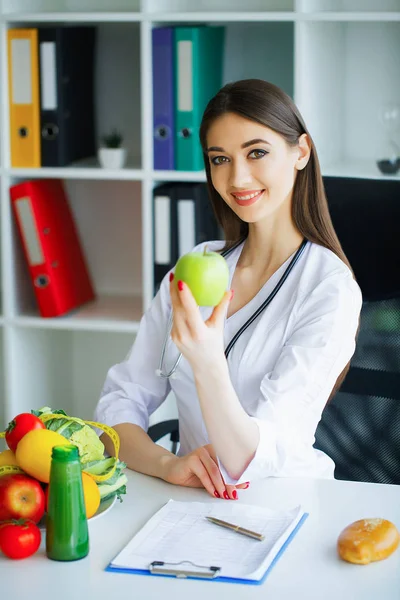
[152,27,175,170]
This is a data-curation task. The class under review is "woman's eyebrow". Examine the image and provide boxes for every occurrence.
[206,138,272,153]
[242,138,271,149]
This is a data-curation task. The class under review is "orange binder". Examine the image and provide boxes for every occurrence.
[8,29,41,168]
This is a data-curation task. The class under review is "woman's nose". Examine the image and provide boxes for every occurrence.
[229,159,253,189]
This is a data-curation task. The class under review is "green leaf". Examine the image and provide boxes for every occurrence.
[57,422,84,438]
[102,129,123,148]
[6,419,16,433]
[81,457,115,475]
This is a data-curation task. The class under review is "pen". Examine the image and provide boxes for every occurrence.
[205,516,265,541]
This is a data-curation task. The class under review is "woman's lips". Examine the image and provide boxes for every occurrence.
[231,190,265,207]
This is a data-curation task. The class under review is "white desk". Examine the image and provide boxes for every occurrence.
[1,470,400,600]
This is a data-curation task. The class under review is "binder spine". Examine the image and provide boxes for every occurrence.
[39,28,62,167]
[11,194,58,317]
[177,197,195,257]
[8,29,41,168]
[152,28,175,170]
[39,26,96,168]
[152,184,178,295]
[174,28,196,171]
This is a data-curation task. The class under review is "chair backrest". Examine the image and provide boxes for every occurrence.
[314,176,400,484]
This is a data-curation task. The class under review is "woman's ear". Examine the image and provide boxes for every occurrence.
[295,133,311,171]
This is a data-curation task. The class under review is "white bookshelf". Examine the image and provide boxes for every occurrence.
[0,0,399,440]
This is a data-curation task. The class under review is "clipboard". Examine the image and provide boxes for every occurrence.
[105,512,309,585]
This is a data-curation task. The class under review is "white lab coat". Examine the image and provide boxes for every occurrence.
[94,239,362,484]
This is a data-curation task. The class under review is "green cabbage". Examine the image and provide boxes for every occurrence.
[81,457,128,502]
[32,406,105,464]
[32,407,127,504]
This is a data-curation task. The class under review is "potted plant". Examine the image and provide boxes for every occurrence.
[98,129,127,169]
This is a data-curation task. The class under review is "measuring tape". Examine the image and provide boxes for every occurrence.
[0,414,120,483]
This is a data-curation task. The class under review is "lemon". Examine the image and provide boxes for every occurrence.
[0,449,19,467]
[16,429,74,483]
[81,472,101,519]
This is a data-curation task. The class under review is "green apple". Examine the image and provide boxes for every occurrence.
[174,246,230,306]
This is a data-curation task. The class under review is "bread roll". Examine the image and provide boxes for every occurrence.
[337,518,400,565]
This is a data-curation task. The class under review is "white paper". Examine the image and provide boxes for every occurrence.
[110,500,304,581]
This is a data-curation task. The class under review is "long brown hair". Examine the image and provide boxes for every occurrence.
[199,78,359,401]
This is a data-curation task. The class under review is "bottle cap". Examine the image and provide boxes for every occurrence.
[52,445,79,462]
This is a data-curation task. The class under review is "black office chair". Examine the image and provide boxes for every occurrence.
[314,176,400,484]
[148,419,179,455]
[149,177,400,483]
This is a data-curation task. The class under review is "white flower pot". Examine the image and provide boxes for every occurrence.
[98,147,127,169]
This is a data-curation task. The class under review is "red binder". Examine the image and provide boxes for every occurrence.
[10,179,95,318]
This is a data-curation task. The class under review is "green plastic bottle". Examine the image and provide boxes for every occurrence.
[46,445,89,561]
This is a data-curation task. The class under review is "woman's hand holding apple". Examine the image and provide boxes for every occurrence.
[169,249,232,372]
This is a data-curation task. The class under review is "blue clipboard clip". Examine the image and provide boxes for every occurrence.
[149,560,221,579]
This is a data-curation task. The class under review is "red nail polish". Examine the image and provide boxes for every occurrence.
[214,490,220,498]
[178,280,184,291]
[232,490,238,499]
[223,491,229,500]
[244,483,250,489]
[169,272,174,282]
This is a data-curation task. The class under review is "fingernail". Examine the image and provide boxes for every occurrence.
[230,289,234,301]
[169,272,174,282]
[178,280,184,291]
[243,482,250,489]
[223,491,229,500]
[214,490,220,498]
[232,490,238,499]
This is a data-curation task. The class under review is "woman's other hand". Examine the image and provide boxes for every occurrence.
[159,443,249,499]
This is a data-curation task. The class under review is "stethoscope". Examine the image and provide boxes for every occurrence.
[156,238,309,379]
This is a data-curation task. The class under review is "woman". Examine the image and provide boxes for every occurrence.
[95,79,362,501]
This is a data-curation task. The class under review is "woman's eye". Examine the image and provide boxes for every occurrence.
[210,156,228,166]
[248,149,267,159]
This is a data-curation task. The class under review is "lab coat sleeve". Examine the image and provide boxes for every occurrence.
[94,272,173,432]
[220,272,362,485]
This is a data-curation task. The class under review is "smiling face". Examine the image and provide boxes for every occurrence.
[206,112,309,226]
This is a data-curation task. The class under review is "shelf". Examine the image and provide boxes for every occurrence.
[149,12,298,22]
[11,294,142,333]
[3,12,142,23]
[300,12,400,21]
[151,170,207,182]
[5,11,400,23]
[322,161,400,182]
[8,163,144,181]
[298,0,400,14]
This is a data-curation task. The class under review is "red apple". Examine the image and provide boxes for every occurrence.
[0,474,45,524]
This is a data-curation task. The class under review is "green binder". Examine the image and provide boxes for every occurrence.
[174,26,225,171]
